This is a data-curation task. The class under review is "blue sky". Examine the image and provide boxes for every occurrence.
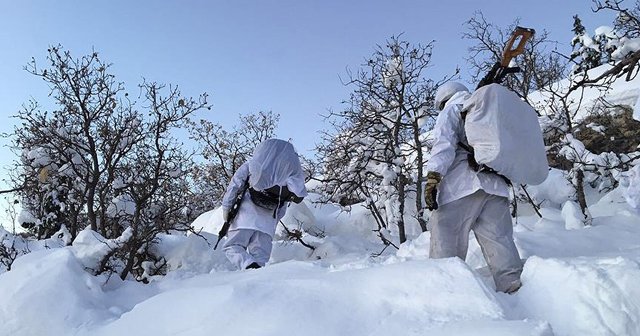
[0,1,613,184]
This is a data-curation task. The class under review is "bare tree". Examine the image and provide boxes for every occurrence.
[463,11,567,102]
[188,111,279,215]
[6,46,209,280]
[315,36,456,245]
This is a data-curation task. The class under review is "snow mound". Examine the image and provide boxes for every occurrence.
[0,249,114,335]
[396,231,430,259]
[623,165,640,211]
[518,256,640,336]
[153,232,231,277]
[561,201,586,230]
[191,207,224,234]
[92,259,547,336]
[526,168,574,208]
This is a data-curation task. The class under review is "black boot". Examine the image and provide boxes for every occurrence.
[504,280,522,294]
[246,262,261,269]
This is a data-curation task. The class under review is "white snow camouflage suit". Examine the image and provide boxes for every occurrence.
[426,88,523,293]
[221,139,308,270]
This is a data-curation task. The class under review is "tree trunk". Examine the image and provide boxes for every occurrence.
[121,209,142,280]
[412,120,428,232]
[575,169,592,226]
[120,244,137,280]
[87,189,98,232]
[69,223,77,242]
[397,175,407,244]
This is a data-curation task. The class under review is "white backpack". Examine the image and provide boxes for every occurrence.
[462,84,549,185]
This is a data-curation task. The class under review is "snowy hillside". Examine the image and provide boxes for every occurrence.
[528,64,640,122]
[1,174,640,335]
[5,1,640,335]
[2,66,640,336]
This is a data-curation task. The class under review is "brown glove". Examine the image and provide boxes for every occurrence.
[424,171,442,211]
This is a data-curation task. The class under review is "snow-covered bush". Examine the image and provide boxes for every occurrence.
[0,224,73,274]
[0,228,25,272]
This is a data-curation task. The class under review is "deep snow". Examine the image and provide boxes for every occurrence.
[1,180,639,336]
[1,63,640,336]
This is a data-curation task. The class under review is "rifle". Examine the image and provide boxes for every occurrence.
[476,26,535,89]
[214,177,250,250]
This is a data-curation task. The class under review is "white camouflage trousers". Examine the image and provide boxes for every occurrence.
[429,190,523,292]
[223,229,273,270]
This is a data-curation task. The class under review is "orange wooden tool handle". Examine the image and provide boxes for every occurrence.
[501,26,535,67]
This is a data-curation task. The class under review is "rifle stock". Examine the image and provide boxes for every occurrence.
[501,26,535,67]
[476,26,535,89]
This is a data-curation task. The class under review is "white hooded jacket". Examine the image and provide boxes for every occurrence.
[425,92,509,206]
[221,139,308,237]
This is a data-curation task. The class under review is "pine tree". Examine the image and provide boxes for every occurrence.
[570,14,604,73]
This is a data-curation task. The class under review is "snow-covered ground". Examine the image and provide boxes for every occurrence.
[1,62,639,336]
[1,176,639,336]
